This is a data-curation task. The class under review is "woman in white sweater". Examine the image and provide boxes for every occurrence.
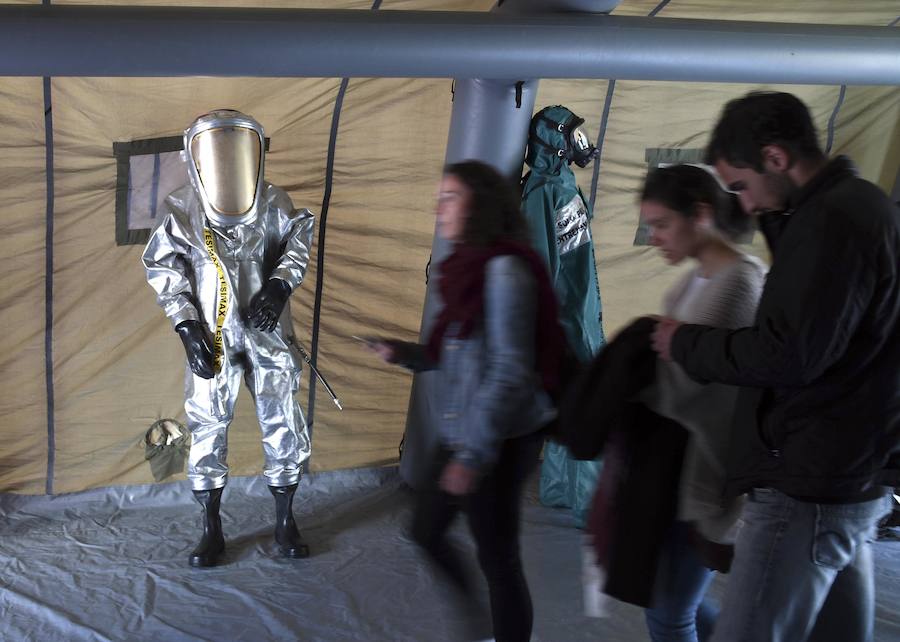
[638,164,767,642]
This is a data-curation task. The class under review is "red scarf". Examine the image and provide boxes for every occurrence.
[426,241,565,394]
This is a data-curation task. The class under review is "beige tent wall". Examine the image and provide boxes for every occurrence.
[0,0,897,493]
[833,87,900,193]
[613,0,900,24]
[0,78,47,493]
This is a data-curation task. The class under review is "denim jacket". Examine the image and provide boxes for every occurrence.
[397,255,554,470]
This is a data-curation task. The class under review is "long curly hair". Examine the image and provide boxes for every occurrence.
[444,160,530,246]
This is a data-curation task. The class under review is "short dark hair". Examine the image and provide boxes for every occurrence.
[641,164,753,241]
[705,91,824,171]
[443,160,529,246]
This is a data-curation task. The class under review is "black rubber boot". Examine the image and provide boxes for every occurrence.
[269,483,309,559]
[189,487,225,568]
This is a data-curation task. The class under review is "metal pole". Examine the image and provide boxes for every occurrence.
[1,6,898,85]
[400,0,620,488]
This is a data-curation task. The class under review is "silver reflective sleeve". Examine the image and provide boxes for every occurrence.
[141,205,202,329]
[270,191,315,289]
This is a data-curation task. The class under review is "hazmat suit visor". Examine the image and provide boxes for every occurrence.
[569,124,598,168]
[190,126,262,217]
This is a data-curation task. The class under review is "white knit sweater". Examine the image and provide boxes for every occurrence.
[643,254,767,543]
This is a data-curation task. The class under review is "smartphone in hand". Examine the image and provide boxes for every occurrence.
[353,335,398,363]
[351,335,380,348]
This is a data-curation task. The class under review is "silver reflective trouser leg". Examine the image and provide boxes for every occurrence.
[184,360,243,491]
[245,338,310,488]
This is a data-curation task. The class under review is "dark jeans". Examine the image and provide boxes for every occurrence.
[411,431,543,642]
[645,521,718,642]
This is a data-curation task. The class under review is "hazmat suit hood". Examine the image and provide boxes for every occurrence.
[184,109,265,227]
[525,105,598,175]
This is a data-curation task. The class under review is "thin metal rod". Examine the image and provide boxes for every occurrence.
[0,6,898,85]
[42,75,56,496]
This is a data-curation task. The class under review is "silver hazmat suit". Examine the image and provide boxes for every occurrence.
[142,110,315,491]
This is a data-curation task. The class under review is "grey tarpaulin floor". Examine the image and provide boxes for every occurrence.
[1,467,898,642]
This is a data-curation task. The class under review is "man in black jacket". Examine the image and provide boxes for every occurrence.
[652,92,899,642]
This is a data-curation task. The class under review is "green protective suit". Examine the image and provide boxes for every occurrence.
[521,105,605,527]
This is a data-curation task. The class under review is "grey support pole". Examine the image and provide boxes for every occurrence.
[399,0,622,488]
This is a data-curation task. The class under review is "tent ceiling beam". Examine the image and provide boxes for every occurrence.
[1,6,898,84]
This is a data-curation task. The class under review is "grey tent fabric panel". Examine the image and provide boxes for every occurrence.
[0,468,898,641]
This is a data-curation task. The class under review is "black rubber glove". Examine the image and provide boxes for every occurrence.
[246,278,292,332]
[175,320,215,379]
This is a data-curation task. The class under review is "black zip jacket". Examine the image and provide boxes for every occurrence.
[672,156,900,502]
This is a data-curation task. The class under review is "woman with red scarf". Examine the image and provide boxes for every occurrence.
[368,160,564,642]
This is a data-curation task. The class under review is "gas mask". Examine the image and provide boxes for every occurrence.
[184,110,265,226]
[528,106,600,168]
